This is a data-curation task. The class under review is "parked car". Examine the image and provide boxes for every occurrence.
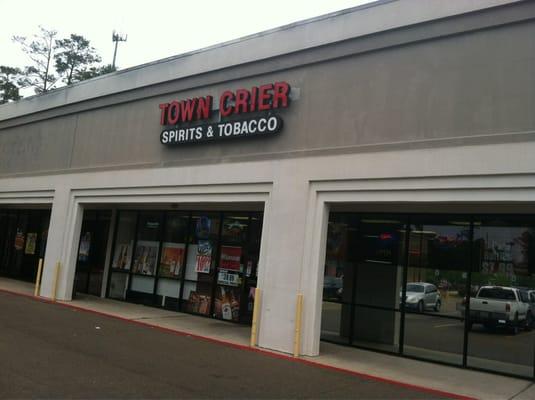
[402,282,441,313]
[525,289,535,328]
[465,286,531,334]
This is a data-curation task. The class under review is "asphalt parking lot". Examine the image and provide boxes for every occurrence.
[0,291,452,399]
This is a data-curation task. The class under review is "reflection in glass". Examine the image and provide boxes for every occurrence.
[111,211,137,271]
[351,217,404,352]
[403,219,469,365]
[321,302,350,344]
[468,219,535,377]
[109,272,129,299]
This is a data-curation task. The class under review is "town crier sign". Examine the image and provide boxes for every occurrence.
[159,82,290,145]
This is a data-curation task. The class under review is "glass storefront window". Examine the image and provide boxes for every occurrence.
[109,211,136,300]
[158,212,188,279]
[403,217,470,365]
[467,217,535,378]
[106,209,263,324]
[322,212,535,379]
[321,214,405,351]
[0,209,51,282]
[131,212,162,276]
[351,216,405,353]
[321,214,358,344]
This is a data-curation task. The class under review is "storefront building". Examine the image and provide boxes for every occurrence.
[1,0,535,379]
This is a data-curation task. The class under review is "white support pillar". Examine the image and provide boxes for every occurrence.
[300,197,330,356]
[256,161,310,355]
[40,188,83,301]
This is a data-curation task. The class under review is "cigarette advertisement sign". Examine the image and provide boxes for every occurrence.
[219,246,242,271]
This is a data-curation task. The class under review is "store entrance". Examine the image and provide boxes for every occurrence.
[74,210,111,296]
[321,214,405,351]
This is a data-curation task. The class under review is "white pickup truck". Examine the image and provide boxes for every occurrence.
[467,286,532,334]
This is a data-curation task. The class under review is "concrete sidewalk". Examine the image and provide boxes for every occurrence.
[1,277,534,400]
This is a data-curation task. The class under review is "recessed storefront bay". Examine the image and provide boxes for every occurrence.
[322,212,535,378]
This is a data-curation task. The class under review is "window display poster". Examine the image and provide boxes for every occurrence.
[24,233,37,255]
[219,246,242,271]
[78,232,91,261]
[214,286,240,321]
[217,270,241,287]
[112,241,133,270]
[195,240,212,273]
[132,240,159,275]
[159,242,186,277]
[14,230,25,251]
[187,291,210,315]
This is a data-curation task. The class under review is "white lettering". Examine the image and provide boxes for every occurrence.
[267,116,277,131]
[258,118,267,132]
[241,121,249,134]
[224,123,232,136]
[248,120,257,133]
[233,122,241,135]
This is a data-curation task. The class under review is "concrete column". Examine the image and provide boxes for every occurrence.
[40,187,83,301]
[257,160,310,354]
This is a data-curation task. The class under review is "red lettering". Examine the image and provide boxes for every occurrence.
[219,91,235,117]
[234,89,250,114]
[250,87,258,112]
[159,103,169,125]
[196,96,212,120]
[257,84,273,111]
[167,101,180,125]
[272,82,290,108]
[180,99,197,122]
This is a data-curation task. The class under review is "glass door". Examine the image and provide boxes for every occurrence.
[74,210,111,296]
[351,215,406,352]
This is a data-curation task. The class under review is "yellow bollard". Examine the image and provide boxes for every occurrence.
[51,262,61,301]
[34,258,44,297]
[293,293,304,357]
[250,288,261,347]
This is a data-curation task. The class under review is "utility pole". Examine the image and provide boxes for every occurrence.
[112,30,127,69]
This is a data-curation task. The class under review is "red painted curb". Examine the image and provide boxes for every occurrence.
[0,287,477,400]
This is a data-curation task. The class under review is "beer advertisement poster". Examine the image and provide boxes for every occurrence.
[132,240,159,275]
[24,233,37,255]
[159,242,185,277]
[112,242,133,270]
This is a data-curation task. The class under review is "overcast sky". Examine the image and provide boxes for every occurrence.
[1,0,375,72]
